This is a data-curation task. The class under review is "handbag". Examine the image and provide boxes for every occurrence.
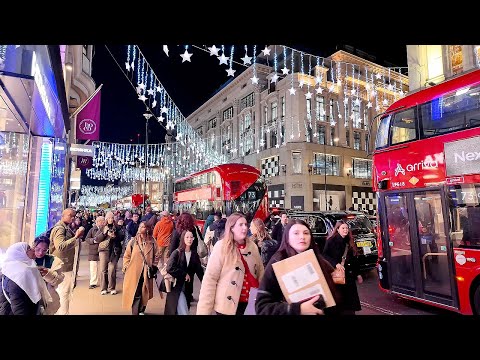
[331,244,349,285]
[98,238,111,251]
[194,226,208,258]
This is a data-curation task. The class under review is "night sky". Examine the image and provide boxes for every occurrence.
[83,43,407,186]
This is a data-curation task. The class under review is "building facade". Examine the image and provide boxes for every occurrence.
[185,47,408,214]
[407,45,480,92]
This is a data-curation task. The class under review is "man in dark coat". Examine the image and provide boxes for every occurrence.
[271,212,288,243]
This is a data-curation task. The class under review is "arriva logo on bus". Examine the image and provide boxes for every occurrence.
[394,160,439,176]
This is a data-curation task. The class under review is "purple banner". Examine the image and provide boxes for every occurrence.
[77,156,93,169]
[76,88,101,140]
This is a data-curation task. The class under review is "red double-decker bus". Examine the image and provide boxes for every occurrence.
[373,69,480,314]
[173,163,268,232]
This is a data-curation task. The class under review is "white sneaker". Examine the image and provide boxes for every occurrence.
[100,290,108,295]
[139,312,145,315]
[110,290,117,295]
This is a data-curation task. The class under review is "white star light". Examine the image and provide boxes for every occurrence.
[163,45,169,56]
[250,75,259,84]
[289,87,296,95]
[257,149,260,154]
[217,53,229,65]
[226,68,236,77]
[375,73,382,80]
[281,66,290,75]
[354,98,361,106]
[351,89,357,95]
[316,87,323,94]
[180,49,193,63]
[367,102,372,108]
[131,61,135,71]
[387,84,394,91]
[138,94,147,102]
[275,144,280,148]
[290,134,295,139]
[161,106,168,114]
[208,45,220,56]
[241,53,252,65]
[375,105,381,111]
[315,75,322,84]
[271,73,279,83]
[299,80,305,88]
[147,89,154,96]
[125,62,131,71]
[261,46,271,56]
[158,115,165,122]
[328,84,335,92]
[152,100,157,108]
[383,99,389,105]
[156,85,162,92]
[305,91,312,99]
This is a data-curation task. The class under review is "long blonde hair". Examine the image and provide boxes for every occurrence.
[221,212,248,262]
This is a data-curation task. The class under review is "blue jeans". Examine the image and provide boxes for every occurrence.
[177,291,189,315]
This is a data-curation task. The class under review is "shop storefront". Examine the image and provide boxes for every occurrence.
[0,45,69,250]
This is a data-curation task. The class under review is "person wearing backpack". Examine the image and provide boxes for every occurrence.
[50,208,85,315]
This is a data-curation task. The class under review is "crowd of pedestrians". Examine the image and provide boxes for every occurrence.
[0,205,364,315]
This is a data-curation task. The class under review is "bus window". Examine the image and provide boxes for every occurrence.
[448,184,480,248]
[375,115,391,149]
[390,107,417,145]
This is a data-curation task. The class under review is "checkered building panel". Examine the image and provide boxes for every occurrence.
[261,156,279,178]
[352,191,376,215]
[268,188,285,208]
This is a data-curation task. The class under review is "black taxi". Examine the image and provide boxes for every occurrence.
[286,210,378,272]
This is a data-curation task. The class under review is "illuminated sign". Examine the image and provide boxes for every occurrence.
[69,144,94,156]
[32,51,54,127]
[445,136,480,176]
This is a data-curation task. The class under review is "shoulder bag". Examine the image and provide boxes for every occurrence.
[137,241,158,279]
[331,244,349,285]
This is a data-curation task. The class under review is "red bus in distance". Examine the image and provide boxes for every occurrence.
[373,69,480,315]
[173,163,268,232]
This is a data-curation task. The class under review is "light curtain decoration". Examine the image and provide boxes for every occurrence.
[77,184,133,207]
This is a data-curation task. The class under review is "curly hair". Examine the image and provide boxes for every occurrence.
[176,212,195,233]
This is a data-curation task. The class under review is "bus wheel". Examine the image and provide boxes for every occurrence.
[473,285,480,315]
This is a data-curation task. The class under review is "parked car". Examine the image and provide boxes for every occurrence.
[286,210,378,272]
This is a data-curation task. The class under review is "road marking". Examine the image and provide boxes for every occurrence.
[360,301,401,315]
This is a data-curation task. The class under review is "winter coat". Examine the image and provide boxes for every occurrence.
[153,216,174,247]
[202,215,215,237]
[323,233,361,312]
[40,256,64,315]
[196,239,264,315]
[126,221,139,238]
[255,249,341,315]
[210,218,226,246]
[84,225,105,261]
[0,275,38,315]
[168,226,201,256]
[122,235,161,310]
[271,221,285,243]
[163,248,204,315]
[50,221,79,272]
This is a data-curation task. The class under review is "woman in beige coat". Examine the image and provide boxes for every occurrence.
[197,213,264,315]
[122,221,161,315]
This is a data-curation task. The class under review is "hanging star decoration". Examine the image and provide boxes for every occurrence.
[152,100,157,108]
[271,73,279,83]
[328,84,335,92]
[180,49,193,63]
[305,91,312,99]
[261,46,271,57]
[161,106,168,114]
[158,115,165,123]
[375,73,382,80]
[290,133,295,139]
[125,61,131,71]
[156,85,162,92]
[138,94,147,102]
[299,80,305,88]
[147,89,154,96]
[250,75,259,84]
[275,144,280,148]
[226,68,236,77]
[208,45,220,56]
[163,45,169,56]
[316,87,323,94]
[281,66,289,75]
[315,75,322,85]
[375,105,381,111]
[289,87,296,95]
[241,53,252,65]
[367,102,372,108]
[218,53,229,65]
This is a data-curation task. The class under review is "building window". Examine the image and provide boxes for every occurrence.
[292,151,302,174]
[353,131,361,150]
[352,102,361,128]
[208,117,217,130]
[346,129,350,147]
[306,98,312,120]
[240,92,255,111]
[270,128,277,148]
[243,113,252,132]
[316,96,325,121]
[223,107,233,122]
[196,126,203,136]
[329,99,335,120]
[313,153,340,176]
[264,106,268,124]
[364,133,370,152]
[450,45,463,75]
[344,102,349,127]
[281,121,285,144]
[352,158,372,179]
[330,126,336,146]
[318,125,325,145]
[271,102,278,121]
[281,96,285,118]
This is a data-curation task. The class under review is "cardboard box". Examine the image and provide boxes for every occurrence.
[272,249,336,307]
